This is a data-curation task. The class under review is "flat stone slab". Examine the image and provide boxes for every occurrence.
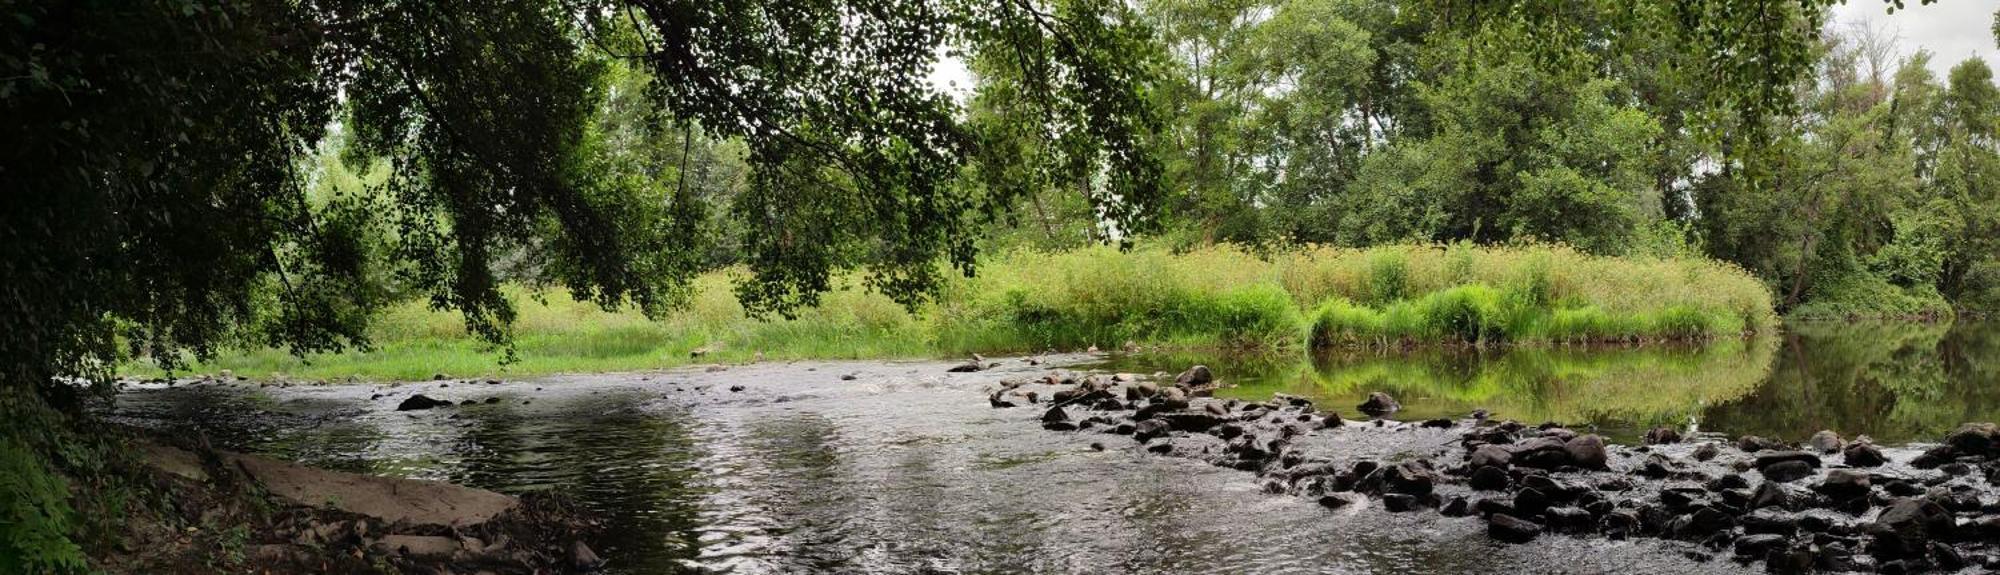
[143,443,517,527]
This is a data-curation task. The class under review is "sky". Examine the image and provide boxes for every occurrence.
[1829,0,1998,77]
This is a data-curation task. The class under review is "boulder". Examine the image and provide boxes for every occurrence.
[1380,494,1420,512]
[1133,419,1171,442]
[571,540,605,571]
[1844,441,1888,467]
[1487,514,1543,544]
[1469,465,1511,491]
[947,360,984,373]
[1944,423,2000,456]
[1356,392,1400,416]
[1383,461,1435,497]
[1643,426,1683,445]
[1469,444,1513,469]
[1753,450,1821,470]
[1174,365,1213,387]
[396,394,447,411]
[1749,481,1792,510]
[1738,435,1785,452]
[1692,443,1721,461]
[1761,460,1814,483]
[1808,430,1844,453]
[1734,533,1788,557]
[1816,469,1871,501]
[1563,434,1609,470]
[1871,498,1955,558]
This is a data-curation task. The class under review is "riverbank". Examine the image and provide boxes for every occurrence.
[120,243,1776,382]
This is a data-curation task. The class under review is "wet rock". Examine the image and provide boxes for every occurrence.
[1563,434,1609,470]
[1543,506,1593,533]
[1441,496,1472,517]
[1816,469,1871,501]
[1380,493,1419,512]
[1638,452,1676,478]
[1124,382,1159,401]
[1469,444,1512,469]
[1808,430,1843,453]
[1469,466,1511,491]
[1871,498,1954,559]
[1844,441,1888,467]
[1749,481,1792,510]
[396,394,448,411]
[1356,392,1400,416]
[1693,443,1721,461]
[1944,422,2000,456]
[1761,460,1814,483]
[1738,435,1785,452]
[1753,450,1820,470]
[1162,412,1226,433]
[1644,426,1683,445]
[1174,365,1213,387]
[571,540,605,571]
[1133,419,1171,442]
[1909,444,1957,468]
[1733,533,1787,556]
[988,391,1016,408]
[1487,514,1543,544]
[1384,461,1435,497]
[1509,437,1570,469]
[1420,418,1453,429]
[947,360,984,373]
[1318,492,1360,508]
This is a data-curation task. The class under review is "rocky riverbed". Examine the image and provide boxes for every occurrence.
[998,364,2000,574]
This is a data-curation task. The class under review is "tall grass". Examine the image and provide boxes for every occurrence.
[123,243,1776,381]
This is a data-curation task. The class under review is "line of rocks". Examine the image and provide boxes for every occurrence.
[995,366,2000,574]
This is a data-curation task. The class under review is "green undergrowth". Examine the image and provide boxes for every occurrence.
[122,243,1777,381]
[1787,273,1956,322]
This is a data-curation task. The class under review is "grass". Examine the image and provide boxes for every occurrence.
[121,243,1777,381]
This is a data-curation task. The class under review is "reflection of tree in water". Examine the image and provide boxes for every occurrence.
[1141,339,1777,442]
[1704,321,2000,444]
[448,391,709,572]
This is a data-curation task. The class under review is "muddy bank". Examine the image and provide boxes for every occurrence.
[105,432,602,574]
[1007,365,2000,573]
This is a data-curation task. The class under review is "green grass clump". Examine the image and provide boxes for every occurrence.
[123,242,1776,381]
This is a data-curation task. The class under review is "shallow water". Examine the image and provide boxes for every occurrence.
[106,321,2000,573]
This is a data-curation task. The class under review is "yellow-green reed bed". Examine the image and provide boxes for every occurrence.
[122,243,1776,381]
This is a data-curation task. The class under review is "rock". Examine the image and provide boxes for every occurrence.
[1162,412,1226,432]
[1944,422,2000,456]
[1816,469,1871,501]
[1420,418,1453,429]
[571,540,605,571]
[1469,444,1512,469]
[1356,392,1400,416]
[947,360,984,373]
[1692,443,1721,461]
[1487,514,1543,544]
[1749,481,1792,509]
[1041,420,1079,432]
[1384,461,1435,496]
[1761,460,1814,483]
[840,373,858,381]
[1738,435,1785,452]
[1543,506,1593,533]
[988,391,1016,408]
[1753,450,1821,470]
[1509,437,1571,469]
[396,394,448,411]
[1380,493,1419,512]
[1041,406,1070,423]
[1808,430,1843,453]
[1844,441,1888,467]
[1441,496,1472,517]
[1872,498,1954,558]
[1734,533,1787,556]
[1133,419,1171,442]
[1318,493,1360,508]
[1644,426,1683,445]
[1469,466,1511,491]
[1563,434,1609,470]
[1124,382,1159,401]
[373,535,458,559]
[1174,365,1213,387]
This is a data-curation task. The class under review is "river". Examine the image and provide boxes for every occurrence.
[108,321,2000,573]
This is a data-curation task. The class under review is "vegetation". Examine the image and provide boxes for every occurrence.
[0,0,1984,571]
[127,244,1773,381]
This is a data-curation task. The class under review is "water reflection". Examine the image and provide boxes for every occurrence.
[1102,320,2000,444]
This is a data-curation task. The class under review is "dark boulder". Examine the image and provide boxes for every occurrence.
[947,360,984,373]
[1808,430,1843,453]
[1643,426,1683,445]
[1380,494,1420,512]
[1469,444,1512,469]
[1816,469,1871,501]
[1383,461,1436,497]
[1761,460,1814,483]
[1487,514,1543,544]
[1174,365,1213,387]
[1734,533,1787,556]
[1871,498,1955,559]
[1543,506,1593,533]
[1420,418,1453,429]
[1738,435,1786,452]
[396,394,448,411]
[1469,466,1511,491]
[1318,493,1360,508]
[1133,419,1171,442]
[1692,443,1721,461]
[1161,412,1226,432]
[1844,441,1888,467]
[1753,450,1821,470]
[1356,392,1400,416]
[1510,437,1571,470]
[1944,423,2000,456]
[1441,496,1472,517]
[1563,434,1609,470]
[1749,481,1792,510]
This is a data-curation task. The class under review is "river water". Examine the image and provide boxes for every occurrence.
[108,321,2000,574]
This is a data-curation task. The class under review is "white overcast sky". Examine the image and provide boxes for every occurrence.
[1829,1,1997,76]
